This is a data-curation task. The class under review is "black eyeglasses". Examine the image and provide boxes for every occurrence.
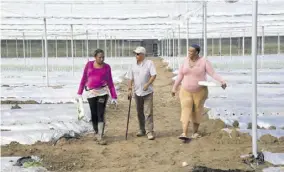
[96,56,105,58]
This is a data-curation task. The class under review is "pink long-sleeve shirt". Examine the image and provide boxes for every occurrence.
[172,57,225,93]
[77,61,117,99]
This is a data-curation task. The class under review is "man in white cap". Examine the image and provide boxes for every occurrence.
[126,46,157,140]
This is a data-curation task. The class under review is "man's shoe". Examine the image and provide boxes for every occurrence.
[147,132,155,140]
[136,130,146,137]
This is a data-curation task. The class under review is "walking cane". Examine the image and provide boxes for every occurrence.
[125,96,132,140]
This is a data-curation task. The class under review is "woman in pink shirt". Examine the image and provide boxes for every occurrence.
[78,49,117,145]
[171,44,227,140]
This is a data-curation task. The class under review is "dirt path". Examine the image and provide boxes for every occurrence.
[1,58,283,172]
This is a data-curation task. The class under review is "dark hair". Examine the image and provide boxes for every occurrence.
[94,49,104,57]
[191,44,201,54]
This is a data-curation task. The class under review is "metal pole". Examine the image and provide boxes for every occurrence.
[122,39,124,57]
[166,33,168,57]
[172,31,175,57]
[42,36,44,58]
[278,33,280,55]
[105,34,107,57]
[262,26,264,56]
[203,1,207,58]
[186,18,189,55]
[71,24,74,76]
[81,40,84,57]
[178,24,181,57]
[238,37,240,55]
[66,38,68,57]
[251,0,258,158]
[97,32,99,48]
[29,40,32,58]
[243,30,245,56]
[115,36,117,58]
[166,32,168,57]
[161,39,164,57]
[22,32,26,65]
[129,40,131,57]
[6,40,8,57]
[110,36,113,58]
[55,36,58,58]
[163,38,165,57]
[159,40,161,57]
[230,34,232,58]
[117,40,120,57]
[74,40,76,57]
[219,35,222,56]
[16,38,18,58]
[212,38,214,56]
[0,39,1,58]
[44,18,49,86]
[168,31,170,57]
[86,30,89,60]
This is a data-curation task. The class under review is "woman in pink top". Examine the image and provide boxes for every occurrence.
[78,49,117,145]
[171,44,227,140]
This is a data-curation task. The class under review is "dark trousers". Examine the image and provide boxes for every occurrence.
[87,95,108,133]
[134,93,154,133]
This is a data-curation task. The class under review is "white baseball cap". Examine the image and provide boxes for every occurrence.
[133,46,146,54]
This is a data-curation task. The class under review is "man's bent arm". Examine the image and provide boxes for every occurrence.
[146,75,156,86]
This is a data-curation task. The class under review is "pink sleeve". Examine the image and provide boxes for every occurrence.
[106,65,117,99]
[172,63,184,92]
[77,62,89,95]
[205,59,225,84]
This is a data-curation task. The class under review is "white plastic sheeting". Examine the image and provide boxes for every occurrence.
[1,57,133,103]
[263,152,284,165]
[223,128,284,139]
[1,104,92,145]
[263,167,284,172]
[1,157,48,172]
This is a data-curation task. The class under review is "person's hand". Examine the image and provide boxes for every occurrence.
[127,89,132,100]
[76,94,82,101]
[111,99,118,105]
[221,83,227,90]
[143,83,149,91]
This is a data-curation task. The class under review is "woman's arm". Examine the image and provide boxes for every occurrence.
[205,59,225,84]
[172,63,185,92]
[106,65,118,99]
[77,62,89,95]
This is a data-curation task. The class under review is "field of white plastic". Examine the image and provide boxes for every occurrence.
[1,55,284,144]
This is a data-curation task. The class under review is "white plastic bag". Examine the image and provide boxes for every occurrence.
[76,97,85,120]
[198,81,221,87]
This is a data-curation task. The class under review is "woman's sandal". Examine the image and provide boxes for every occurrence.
[96,139,107,145]
[178,133,190,140]
[191,133,201,139]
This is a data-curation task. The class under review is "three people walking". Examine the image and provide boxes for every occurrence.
[78,44,226,144]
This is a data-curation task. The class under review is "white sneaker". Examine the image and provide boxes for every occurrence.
[147,132,155,140]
